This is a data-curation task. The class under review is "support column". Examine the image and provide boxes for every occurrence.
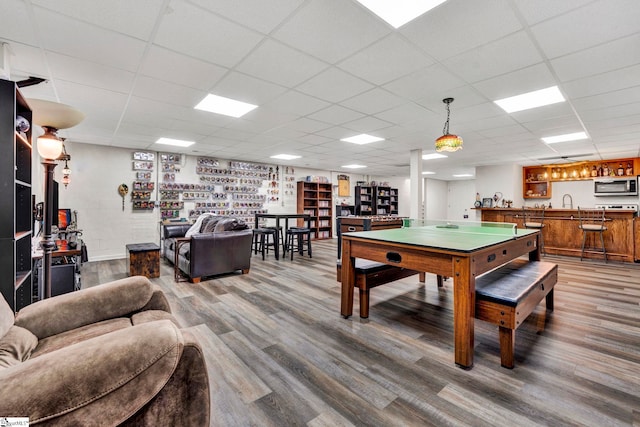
[409,149,423,220]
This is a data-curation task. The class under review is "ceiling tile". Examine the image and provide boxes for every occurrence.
[382,63,466,102]
[32,0,164,40]
[189,0,304,34]
[550,33,640,82]
[400,0,523,60]
[530,0,640,59]
[212,72,288,106]
[472,63,556,100]
[513,0,595,25]
[272,0,390,64]
[133,75,204,107]
[153,1,263,68]
[140,46,228,91]
[307,105,366,125]
[236,39,327,87]
[341,88,405,115]
[0,0,38,46]
[32,8,147,72]
[338,34,434,85]
[46,52,135,94]
[296,67,374,103]
[341,116,393,133]
[264,90,330,116]
[563,64,640,99]
[442,31,543,84]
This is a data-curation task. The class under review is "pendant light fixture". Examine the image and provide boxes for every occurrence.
[60,144,71,188]
[435,97,463,152]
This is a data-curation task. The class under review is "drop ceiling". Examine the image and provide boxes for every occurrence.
[1,0,639,179]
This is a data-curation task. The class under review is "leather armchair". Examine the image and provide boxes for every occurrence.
[0,276,210,426]
[164,216,253,283]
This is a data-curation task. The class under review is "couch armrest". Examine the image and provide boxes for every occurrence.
[139,284,172,313]
[15,276,163,339]
[0,320,183,425]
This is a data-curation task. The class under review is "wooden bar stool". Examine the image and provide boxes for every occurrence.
[286,227,312,260]
[264,225,284,256]
[522,206,545,255]
[252,228,279,260]
[578,207,607,262]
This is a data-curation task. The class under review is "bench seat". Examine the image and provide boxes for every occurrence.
[337,259,427,318]
[475,259,557,368]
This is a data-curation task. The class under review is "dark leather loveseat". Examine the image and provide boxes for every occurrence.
[163,216,253,283]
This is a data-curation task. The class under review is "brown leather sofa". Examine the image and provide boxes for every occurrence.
[0,276,210,426]
[163,216,253,283]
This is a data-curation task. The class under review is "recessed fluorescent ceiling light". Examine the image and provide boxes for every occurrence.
[422,153,447,160]
[453,174,474,177]
[422,171,436,175]
[340,134,384,145]
[494,86,565,113]
[270,154,301,160]
[356,0,447,28]
[541,132,588,144]
[194,94,257,118]
[342,164,367,169]
[155,137,195,147]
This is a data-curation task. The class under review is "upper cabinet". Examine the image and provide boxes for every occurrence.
[523,166,551,199]
[523,158,640,199]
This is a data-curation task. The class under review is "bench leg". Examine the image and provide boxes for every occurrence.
[498,326,515,369]
[546,288,554,311]
[359,289,370,318]
[437,274,443,287]
[419,272,426,283]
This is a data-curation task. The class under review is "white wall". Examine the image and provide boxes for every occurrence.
[446,179,476,221]
[33,142,635,261]
[32,143,379,261]
[425,178,448,219]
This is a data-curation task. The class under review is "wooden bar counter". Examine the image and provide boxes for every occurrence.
[478,208,638,263]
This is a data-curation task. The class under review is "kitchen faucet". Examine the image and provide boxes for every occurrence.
[562,194,573,209]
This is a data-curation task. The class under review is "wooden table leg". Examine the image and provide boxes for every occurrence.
[452,256,474,368]
[340,240,355,318]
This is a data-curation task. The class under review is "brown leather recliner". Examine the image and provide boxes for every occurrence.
[0,276,210,426]
[164,216,253,283]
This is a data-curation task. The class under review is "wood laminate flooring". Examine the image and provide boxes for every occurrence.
[82,240,640,427]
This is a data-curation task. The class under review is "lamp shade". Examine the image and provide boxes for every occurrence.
[37,130,63,160]
[435,134,463,152]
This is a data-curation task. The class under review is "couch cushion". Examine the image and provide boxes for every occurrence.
[214,217,248,232]
[32,318,132,358]
[0,294,14,339]
[201,216,223,233]
[132,310,181,328]
[0,325,38,368]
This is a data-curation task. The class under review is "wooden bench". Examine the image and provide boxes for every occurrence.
[337,259,429,318]
[475,259,558,368]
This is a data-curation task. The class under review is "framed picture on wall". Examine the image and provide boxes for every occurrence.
[482,198,493,208]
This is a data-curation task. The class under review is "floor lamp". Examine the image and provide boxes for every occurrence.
[37,126,63,299]
[30,99,84,299]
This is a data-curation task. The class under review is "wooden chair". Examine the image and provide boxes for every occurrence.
[577,207,607,262]
[522,206,545,255]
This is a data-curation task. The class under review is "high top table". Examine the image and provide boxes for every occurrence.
[340,220,540,369]
[254,213,311,255]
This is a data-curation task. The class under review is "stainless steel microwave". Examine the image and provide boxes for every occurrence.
[593,177,638,196]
